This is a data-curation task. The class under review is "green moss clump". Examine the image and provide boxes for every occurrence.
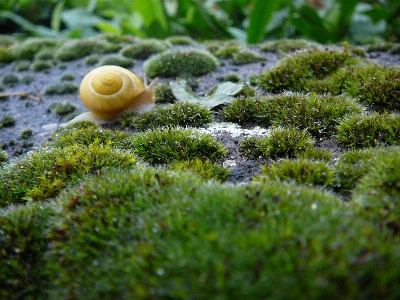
[352,147,400,234]
[34,48,55,61]
[12,38,59,60]
[297,147,333,162]
[332,147,379,197]
[48,102,77,116]
[12,60,30,71]
[98,55,135,68]
[44,81,79,95]
[20,128,33,139]
[251,49,361,93]
[42,167,400,299]
[0,202,59,299]
[60,73,75,81]
[231,50,266,65]
[337,112,400,148]
[84,54,100,65]
[20,74,34,85]
[0,46,13,63]
[166,36,197,45]
[144,49,218,78]
[154,83,177,103]
[1,73,19,86]
[0,151,6,165]
[0,35,16,47]
[49,121,136,150]
[120,102,213,130]
[132,127,227,163]
[259,158,334,187]
[0,115,16,128]
[0,142,138,206]
[241,127,315,158]
[30,60,53,71]
[121,39,171,59]
[259,39,320,54]
[224,94,363,137]
[334,65,400,111]
[170,158,230,182]
[217,73,242,82]
[54,39,115,61]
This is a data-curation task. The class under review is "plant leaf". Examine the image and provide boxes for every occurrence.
[170,80,243,108]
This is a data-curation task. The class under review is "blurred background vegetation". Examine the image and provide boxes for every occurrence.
[0,0,399,44]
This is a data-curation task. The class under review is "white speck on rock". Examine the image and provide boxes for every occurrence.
[196,122,270,138]
[223,160,237,168]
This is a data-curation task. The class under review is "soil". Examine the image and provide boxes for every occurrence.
[0,45,399,183]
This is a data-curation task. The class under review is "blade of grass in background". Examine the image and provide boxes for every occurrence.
[247,0,280,44]
[51,0,65,32]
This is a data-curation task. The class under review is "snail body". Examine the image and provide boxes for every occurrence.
[79,65,158,120]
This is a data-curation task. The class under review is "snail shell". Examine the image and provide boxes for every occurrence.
[79,65,157,120]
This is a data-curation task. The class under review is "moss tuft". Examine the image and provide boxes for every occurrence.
[259,39,320,54]
[30,60,53,71]
[154,83,177,103]
[12,38,59,60]
[44,81,79,95]
[337,112,400,148]
[169,158,230,182]
[231,50,266,65]
[48,102,77,116]
[20,128,33,139]
[98,55,135,67]
[0,115,16,128]
[121,39,171,59]
[144,49,218,78]
[0,143,138,206]
[132,127,227,163]
[119,102,213,130]
[1,73,19,86]
[251,49,362,93]
[259,158,334,187]
[54,39,116,61]
[166,36,197,45]
[241,127,315,158]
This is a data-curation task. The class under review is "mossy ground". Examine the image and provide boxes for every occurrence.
[1,35,400,299]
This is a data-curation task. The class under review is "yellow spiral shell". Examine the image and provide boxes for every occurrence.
[80,65,147,120]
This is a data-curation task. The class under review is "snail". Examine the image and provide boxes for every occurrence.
[66,65,158,124]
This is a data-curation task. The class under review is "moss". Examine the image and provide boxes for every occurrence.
[166,36,197,45]
[169,158,230,182]
[334,64,400,111]
[48,102,77,116]
[259,39,320,54]
[49,121,136,150]
[241,127,315,158]
[144,49,218,78]
[230,50,266,65]
[84,54,100,65]
[154,83,177,103]
[0,202,59,300]
[251,48,362,93]
[119,102,213,130]
[44,81,79,95]
[34,48,55,61]
[20,128,33,139]
[12,60,30,71]
[351,147,400,235]
[11,38,59,60]
[60,73,75,81]
[42,167,400,299]
[1,73,19,86]
[258,158,334,187]
[0,150,6,165]
[131,127,227,163]
[337,112,400,149]
[97,55,135,68]
[217,73,242,82]
[54,38,116,61]
[0,46,13,63]
[0,115,16,128]
[0,142,138,206]
[30,60,53,71]
[20,74,34,85]
[297,147,333,162]
[366,42,395,52]
[214,44,242,59]
[121,39,171,59]
[234,84,258,98]
[0,35,16,47]
[224,93,363,137]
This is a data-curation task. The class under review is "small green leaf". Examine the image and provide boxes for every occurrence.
[170,80,243,108]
